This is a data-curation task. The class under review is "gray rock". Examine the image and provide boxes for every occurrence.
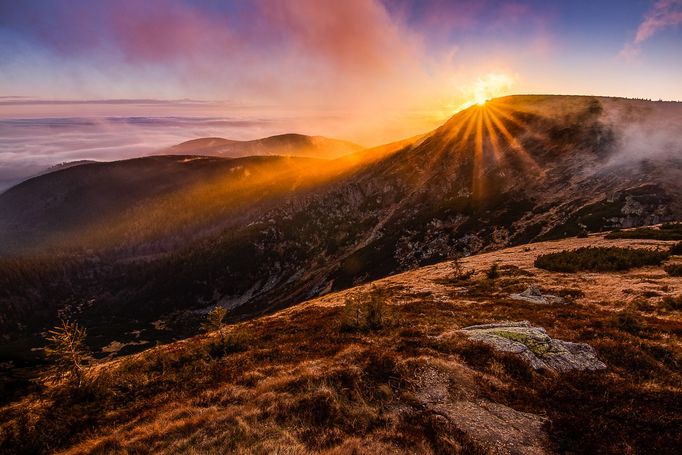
[511,285,566,305]
[461,321,606,372]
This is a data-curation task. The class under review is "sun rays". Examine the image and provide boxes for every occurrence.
[437,99,545,199]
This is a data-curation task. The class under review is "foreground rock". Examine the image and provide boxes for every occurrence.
[511,285,566,305]
[413,363,551,455]
[461,321,606,372]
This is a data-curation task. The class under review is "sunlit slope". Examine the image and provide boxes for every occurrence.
[0,155,340,255]
[168,133,363,159]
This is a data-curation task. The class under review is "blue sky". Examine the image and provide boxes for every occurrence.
[1,0,680,105]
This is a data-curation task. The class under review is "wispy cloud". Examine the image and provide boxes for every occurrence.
[621,0,682,59]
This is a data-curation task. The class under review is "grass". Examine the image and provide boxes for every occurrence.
[1,262,681,454]
[605,223,682,240]
[534,247,669,273]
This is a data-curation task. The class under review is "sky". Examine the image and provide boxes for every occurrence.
[0,0,681,189]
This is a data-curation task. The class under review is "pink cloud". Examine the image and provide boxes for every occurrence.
[110,1,237,63]
[254,0,421,76]
[634,0,682,44]
[621,0,682,58]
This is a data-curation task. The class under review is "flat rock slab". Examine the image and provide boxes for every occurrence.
[413,365,551,455]
[435,400,551,455]
[511,285,566,305]
[461,321,606,372]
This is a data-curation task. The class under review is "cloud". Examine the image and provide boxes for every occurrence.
[0,114,277,192]
[621,0,682,58]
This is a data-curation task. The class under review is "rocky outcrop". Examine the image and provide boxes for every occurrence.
[461,321,606,372]
[511,286,566,305]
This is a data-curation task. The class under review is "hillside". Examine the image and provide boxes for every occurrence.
[167,133,363,159]
[1,95,681,380]
[1,233,680,454]
[0,154,328,255]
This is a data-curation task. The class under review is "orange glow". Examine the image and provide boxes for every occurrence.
[439,98,545,200]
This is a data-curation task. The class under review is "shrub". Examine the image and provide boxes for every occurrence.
[340,286,390,332]
[611,310,643,335]
[661,295,682,311]
[201,306,249,356]
[43,319,91,387]
[534,247,669,273]
[207,327,250,356]
[605,223,682,240]
[450,257,474,281]
[664,264,682,277]
[670,242,682,255]
[201,306,227,333]
[486,263,499,280]
[577,225,589,238]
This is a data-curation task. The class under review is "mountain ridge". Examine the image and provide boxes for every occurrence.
[0,94,681,373]
[167,132,364,159]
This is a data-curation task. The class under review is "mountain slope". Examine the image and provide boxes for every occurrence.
[167,133,363,159]
[2,233,680,454]
[1,95,681,367]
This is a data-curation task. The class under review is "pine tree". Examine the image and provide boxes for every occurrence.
[44,319,90,386]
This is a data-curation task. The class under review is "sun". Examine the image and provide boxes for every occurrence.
[470,72,515,107]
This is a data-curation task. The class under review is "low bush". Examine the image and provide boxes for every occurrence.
[669,242,682,255]
[661,295,682,312]
[207,327,251,357]
[664,264,682,276]
[534,247,669,273]
[339,286,391,332]
[449,257,474,281]
[605,223,682,240]
[486,263,499,280]
[611,310,643,335]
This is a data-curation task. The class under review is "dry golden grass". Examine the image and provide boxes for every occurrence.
[1,233,681,454]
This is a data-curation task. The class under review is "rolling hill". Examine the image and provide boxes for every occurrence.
[0,95,681,381]
[167,133,363,159]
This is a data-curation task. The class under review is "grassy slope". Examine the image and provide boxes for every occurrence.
[1,233,681,454]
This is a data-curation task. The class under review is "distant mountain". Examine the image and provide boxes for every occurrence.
[1,95,681,368]
[167,133,363,159]
[0,154,327,255]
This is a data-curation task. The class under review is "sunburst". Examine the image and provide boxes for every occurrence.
[445,99,544,199]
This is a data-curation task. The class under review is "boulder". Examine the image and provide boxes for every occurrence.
[460,321,606,372]
[511,285,566,305]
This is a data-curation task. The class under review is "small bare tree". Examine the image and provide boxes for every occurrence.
[450,255,474,281]
[44,319,90,386]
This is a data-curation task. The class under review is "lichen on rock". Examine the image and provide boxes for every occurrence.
[460,321,606,372]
